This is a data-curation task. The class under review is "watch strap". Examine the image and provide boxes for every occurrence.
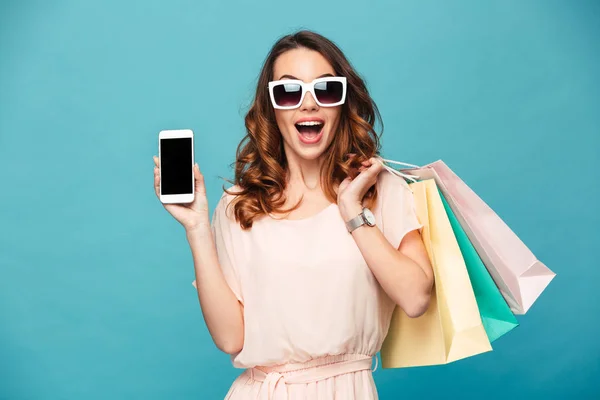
[346,212,366,233]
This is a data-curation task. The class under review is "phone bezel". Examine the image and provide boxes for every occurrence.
[158,129,195,204]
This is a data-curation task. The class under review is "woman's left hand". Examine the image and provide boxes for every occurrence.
[337,156,384,220]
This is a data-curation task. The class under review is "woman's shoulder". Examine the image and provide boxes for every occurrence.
[215,184,244,215]
[376,168,412,197]
[373,168,416,218]
[217,184,243,204]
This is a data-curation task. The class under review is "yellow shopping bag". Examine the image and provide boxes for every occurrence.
[381,179,492,368]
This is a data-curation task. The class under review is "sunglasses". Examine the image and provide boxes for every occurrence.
[268,76,347,110]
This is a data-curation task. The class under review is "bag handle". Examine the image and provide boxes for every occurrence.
[376,156,420,183]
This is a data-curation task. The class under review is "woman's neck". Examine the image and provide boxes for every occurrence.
[285,152,324,192]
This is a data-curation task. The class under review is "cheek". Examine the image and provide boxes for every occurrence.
[274,110,294,134]
[325,108,342,132]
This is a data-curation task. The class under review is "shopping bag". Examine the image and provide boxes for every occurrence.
[380,158,556,315]
[381,179,492,368]
[440,190,519,342]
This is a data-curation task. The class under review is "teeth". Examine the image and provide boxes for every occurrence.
[296,121,323,126]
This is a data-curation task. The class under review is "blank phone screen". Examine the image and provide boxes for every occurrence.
[160,138,193,195]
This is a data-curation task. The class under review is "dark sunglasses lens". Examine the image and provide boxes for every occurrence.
[314,81,343,104]
[273,83,302,107]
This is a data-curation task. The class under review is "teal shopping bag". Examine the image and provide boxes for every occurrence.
[439,191,519,342]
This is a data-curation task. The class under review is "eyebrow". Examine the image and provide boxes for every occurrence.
[277,73,334,81]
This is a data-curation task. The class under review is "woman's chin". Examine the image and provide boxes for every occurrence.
[294,139,330,160]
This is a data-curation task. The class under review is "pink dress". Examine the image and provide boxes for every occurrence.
[194,169,421,399]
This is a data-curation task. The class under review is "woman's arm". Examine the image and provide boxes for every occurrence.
[340,204,434,318]
[337,157,434,318]
[187,226,244,354]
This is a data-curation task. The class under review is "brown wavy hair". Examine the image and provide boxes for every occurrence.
[223,30,383,229]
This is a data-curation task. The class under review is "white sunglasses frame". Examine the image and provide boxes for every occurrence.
[267,76,347,110]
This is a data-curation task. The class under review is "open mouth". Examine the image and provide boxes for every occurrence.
[295,120,324,142]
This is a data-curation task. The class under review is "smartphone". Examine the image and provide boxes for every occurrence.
[158,129,195,204]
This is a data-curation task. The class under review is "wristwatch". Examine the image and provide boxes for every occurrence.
[345,207,376,233]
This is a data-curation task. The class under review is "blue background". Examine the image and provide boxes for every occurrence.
[1,0,598,399]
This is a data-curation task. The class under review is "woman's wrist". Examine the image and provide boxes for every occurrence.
[185,221,212,241]
[338,201,363,222]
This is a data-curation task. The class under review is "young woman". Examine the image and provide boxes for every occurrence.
[153,30,433,400]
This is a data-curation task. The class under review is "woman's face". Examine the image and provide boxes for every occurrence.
[271,48,342,162]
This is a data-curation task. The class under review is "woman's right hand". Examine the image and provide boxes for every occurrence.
[153,155,211,232]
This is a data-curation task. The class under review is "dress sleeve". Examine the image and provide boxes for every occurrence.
[192,192,244,304]
[377,170,423,250]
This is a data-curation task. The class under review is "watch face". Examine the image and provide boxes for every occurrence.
[363,208,376,226]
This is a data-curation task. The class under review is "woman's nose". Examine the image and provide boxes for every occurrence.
[300,91,319,111]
